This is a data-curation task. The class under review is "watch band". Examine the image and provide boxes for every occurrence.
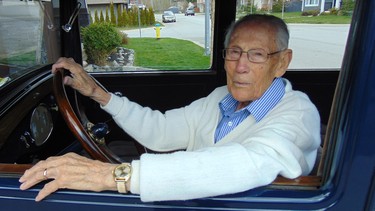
[116,180,127,193]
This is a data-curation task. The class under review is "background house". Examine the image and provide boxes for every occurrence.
[235,0,344,13]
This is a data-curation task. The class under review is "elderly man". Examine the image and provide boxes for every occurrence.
[19,14,320,202]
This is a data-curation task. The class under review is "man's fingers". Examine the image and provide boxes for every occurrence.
[63,75,74,86]
[20,162,55,190]
[51,57,69,74]
[19,153,112,202]
[35,181,60,202]
[51,57,81,75]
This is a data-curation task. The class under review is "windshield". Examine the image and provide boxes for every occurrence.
[164,11,173,16]
[0,0,60,88]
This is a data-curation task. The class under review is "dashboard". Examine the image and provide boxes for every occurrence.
[0,75,77,164]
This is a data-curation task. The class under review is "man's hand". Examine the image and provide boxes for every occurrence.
[19,153,117,201]
[51,57,111,106]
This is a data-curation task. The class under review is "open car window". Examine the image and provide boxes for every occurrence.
[79,1,351,73]
[79,1,212,72]
[0,0,60,88]
[236,2,351,70]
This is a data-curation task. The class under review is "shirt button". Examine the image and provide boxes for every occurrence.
[228,121,233,127]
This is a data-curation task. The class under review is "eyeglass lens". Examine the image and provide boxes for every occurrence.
[224,48,268,63]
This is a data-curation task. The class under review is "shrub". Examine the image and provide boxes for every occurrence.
[337,10,351,16]
[272,0,283,13]
[238,3,257,14]
[341,0,355,11]
[329,8,339,15]
[81,22,122,66]
[120,32,129,45]
[301,10,319,16]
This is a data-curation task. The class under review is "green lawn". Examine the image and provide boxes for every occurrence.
[240,12,352,24]
[124,37,210,70]
[0,51,36,67]
[272,12,352,24]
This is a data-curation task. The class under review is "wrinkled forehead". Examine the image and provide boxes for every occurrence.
[229,22,278,49]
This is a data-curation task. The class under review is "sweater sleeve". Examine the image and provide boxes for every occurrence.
[102,93,194,151]
[135,141,294,202]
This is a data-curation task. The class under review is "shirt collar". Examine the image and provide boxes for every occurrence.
[219,77,285,122]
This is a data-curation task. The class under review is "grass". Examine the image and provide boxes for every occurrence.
[239,12,352,24]
[273,12,352,24]
[0,51,36,67]
[124,38,210,70]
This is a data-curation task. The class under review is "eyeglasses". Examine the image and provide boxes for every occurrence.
[222,48,285,63]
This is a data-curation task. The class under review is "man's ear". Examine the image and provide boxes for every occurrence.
[275,49,293,77]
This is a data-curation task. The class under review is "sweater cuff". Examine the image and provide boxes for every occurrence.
[101,93,124,117]
[130,160,141,194]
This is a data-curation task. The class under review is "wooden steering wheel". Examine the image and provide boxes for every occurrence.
[53,69,122,163]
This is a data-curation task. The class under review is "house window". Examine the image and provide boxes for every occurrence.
[305,0,319,6]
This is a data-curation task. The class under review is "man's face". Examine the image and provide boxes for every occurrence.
[224,22,292,107]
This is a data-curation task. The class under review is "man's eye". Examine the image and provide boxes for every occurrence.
[252,51,264,56]
[230,49,241,55]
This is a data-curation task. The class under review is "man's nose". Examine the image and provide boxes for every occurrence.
[235,53,250,73]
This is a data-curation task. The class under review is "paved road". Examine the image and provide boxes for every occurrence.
[0,2,41,58]
[123,13,208,48]
[124,14,205,47]
[123,13,350,69]
[288,24,349,69]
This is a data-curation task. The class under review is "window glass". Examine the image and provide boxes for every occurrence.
[80,1,212,72]
[236,1,352,70]
[305,0,319,6]
[0,0,60,87]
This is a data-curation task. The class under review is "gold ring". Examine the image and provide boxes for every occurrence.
[43,169,48,179]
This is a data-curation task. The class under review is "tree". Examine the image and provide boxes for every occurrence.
[105,7,110,23]
[94,10,99,23]
[122,9,129,27]
[100,10,105,22]
[117,5,122,26]
[148,8,156,25]
[110,2,116,25]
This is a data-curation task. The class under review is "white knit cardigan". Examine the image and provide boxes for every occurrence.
[102,78,321,202]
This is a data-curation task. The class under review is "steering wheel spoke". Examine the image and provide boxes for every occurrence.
[53,69,122,163]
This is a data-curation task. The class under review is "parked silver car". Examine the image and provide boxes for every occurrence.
[185,7,195,16]
[162,11,176,23]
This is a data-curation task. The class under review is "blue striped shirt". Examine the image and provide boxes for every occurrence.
[214,77,285,143]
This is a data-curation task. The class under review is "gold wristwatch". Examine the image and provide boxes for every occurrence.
[113,163,132,193]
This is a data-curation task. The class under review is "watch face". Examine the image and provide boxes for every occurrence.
[115,164,131,178]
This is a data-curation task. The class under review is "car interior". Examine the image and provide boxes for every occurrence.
[0,0,353,197]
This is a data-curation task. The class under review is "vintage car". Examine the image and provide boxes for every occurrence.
[0,0,374,210]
